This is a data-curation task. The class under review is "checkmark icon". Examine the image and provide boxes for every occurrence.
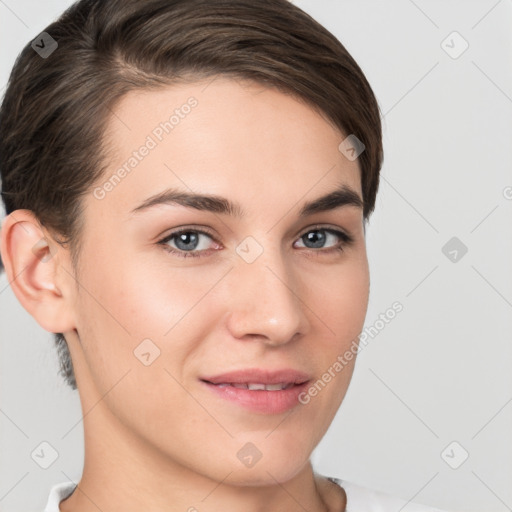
[441,441,469,469]
[31,441,59,469]
[236,236,263,263]
[31,32,58,58]
[441,31,469,59]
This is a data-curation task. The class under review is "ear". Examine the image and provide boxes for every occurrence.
[0,209,76,334]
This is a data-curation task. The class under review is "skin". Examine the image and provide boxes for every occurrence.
[1,77,370,512]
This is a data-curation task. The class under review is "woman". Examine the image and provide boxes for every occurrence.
[0,0,450,510]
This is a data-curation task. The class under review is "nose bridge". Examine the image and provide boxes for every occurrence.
[225,241,307,344]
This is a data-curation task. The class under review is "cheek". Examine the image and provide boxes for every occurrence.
[307,255,370,340]
[80,241,205,332]
[74,248,225,380]
[300,257,369,408]
[72,259,215,430]
[332,269,369,336]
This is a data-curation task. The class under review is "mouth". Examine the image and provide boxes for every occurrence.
[205,382,297,391]
[199,368,312,414]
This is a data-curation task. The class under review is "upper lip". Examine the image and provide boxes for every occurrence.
[200,368,312,385]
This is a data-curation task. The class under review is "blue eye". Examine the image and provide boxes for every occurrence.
[158,229,216,258]
[157,226,354,259]
[296,228,352,250]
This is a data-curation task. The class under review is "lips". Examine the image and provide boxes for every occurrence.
[200,368,311,387]
[199,368,312,414]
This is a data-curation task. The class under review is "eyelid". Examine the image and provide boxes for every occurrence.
[157,224,218,243]
[297,223,354,243]
[157,226,220,251]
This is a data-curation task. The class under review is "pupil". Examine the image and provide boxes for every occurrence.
[176,232,198,250]
[305,230,325,248]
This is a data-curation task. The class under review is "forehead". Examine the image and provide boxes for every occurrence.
[92,77,362,219]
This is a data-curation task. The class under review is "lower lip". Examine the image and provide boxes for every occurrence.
[201,381,310,414]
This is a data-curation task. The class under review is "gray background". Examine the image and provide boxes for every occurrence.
[1,1,511,511]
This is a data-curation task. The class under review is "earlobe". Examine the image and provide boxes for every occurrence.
[0,209,76,334]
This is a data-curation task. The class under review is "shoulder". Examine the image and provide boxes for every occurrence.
[44,481,77,512]
[328,476,452,512]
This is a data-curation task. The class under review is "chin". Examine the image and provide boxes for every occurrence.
[217,436,313,487]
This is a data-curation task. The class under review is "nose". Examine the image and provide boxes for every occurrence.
[224,247,309,347]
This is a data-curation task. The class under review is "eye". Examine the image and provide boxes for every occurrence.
[157,225,354,259]
[294,227,353,254]
[158,228,218,258]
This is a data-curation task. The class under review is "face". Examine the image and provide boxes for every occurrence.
[67,76,369,485]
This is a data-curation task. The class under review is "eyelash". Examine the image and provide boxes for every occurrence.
[157,225,354,259]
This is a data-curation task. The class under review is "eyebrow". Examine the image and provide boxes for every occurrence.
[129,183,364,218]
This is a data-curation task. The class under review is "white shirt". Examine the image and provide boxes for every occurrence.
[44,476,451,511]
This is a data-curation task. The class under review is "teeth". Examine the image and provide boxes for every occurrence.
[248,383,267,390]
[213,382,294,390]
[262,383,287,391]
[232,383,249,389]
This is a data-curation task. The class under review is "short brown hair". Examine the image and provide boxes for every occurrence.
[0,0,383,389]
